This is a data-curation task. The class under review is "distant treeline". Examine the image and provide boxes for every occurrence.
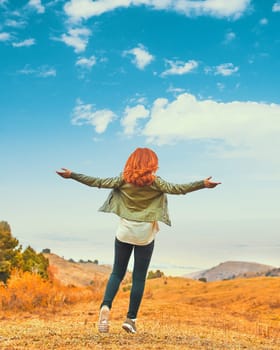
[68,258,99,265]
[42,248,99,265]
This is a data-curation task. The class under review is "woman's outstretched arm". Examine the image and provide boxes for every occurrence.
[56,168,123,188]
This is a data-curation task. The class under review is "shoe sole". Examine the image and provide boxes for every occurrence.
[122,323,136,334]
[98,322,109,333]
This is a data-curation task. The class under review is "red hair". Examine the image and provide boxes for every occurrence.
[123,148,158,186]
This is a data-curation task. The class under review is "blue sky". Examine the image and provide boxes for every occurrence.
[1,0,280,275]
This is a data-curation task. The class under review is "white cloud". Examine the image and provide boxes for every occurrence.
[5,19,27,28]
[72,99,116,133]
[12,38,36,47]
[76,55,96,69]
[64,0,138,21]
[272,1,280,12]
[161,59,198,77]
[121,104,150,135]
[124,45,154,70]
[18,66,36,75]
[47,0,64,7]
[64,0,250,21]
[60,27,91,53]
[38,67,56,77]
[215,63,239,76]
[28,0,45,13]
[173,0,251,19]
[18,65,56,77]
[130,95,147,105]
[142,94,280,159]
[0,32,11,41]
[138,93,280,161]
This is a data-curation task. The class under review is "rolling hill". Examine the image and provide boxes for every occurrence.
[43,253,112,286]
[185,260,276,281]
[45,253,279,285]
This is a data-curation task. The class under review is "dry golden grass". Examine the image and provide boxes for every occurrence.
[0,270,105,316]
[1,274,280,349]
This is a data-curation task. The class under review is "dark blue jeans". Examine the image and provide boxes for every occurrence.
[101,237,154,319]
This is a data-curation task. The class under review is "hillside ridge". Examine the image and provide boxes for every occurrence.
[45,252,279,285]
[44,253,112,286]
[185,260,277,281]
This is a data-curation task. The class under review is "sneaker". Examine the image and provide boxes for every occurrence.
[98,305,110,333]
[122,318,137,334]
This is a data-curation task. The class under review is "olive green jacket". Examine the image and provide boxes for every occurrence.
[70,172,205,226]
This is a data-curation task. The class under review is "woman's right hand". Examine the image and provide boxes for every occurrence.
[56,168,72,178]
[204,176,221,188]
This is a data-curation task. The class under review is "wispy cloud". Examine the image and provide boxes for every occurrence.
[223,31,236,44]
[76,55,96,69]
[46,0,64,7]
[0,32,11,41]
[12,38,36,47]
[121,105,150,135]
[60,27,91,53]
[71,99,116,133]
[259,18,268,25]
[38,68,56,77]
[161,59,198,77]
[217,82,225,91]
[5,19,27,28]
[18,65,56,77]
[27,0,45,14]
[172,0,251,19]
[214,63,239,76]
[272,1,280,12]
[124,44,154,70]
[64,0,251,21]
[167,85,186,95]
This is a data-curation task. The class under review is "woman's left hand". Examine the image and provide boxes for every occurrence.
[56,168,72,178]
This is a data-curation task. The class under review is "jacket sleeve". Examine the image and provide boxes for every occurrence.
[70,172,123,189]
[153,176,205,194]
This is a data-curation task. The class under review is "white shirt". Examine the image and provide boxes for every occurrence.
[116,218,159,246]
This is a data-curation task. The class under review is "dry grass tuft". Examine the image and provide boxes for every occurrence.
[0,270,103,312]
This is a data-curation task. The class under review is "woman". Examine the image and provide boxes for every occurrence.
[56,147,221,334]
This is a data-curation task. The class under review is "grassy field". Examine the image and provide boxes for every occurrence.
[1,276,280,349]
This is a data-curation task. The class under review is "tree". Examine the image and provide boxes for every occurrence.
[198,277,207,283]
[22,246,49,279]
[0,221,49,282]
[42,248,51,254]
[0,221,22,282]
[147,270,164,279]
